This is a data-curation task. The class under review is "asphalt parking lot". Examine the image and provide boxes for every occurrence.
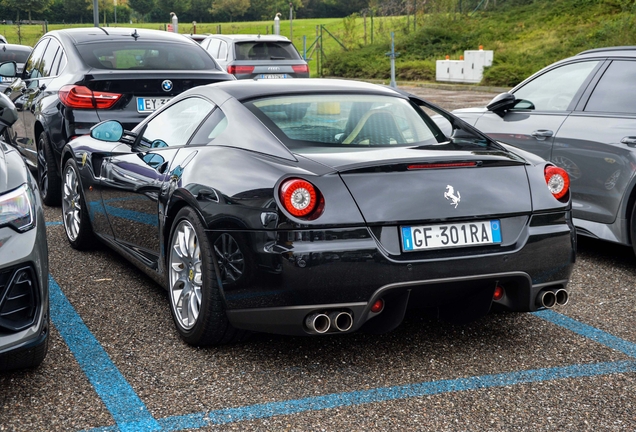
[2,85,636,431]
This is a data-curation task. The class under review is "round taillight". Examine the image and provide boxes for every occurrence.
[279,178,319,218]
[544,165,570,200]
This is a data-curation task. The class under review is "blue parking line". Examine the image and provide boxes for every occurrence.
[46,221,63,226]
[48,276,161,432]
[534,309,636,358]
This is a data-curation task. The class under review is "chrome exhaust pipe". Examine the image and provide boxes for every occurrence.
[555,289,569,306]
[536,290,557,309]
[329,311,353,332]
[305,313,330,334]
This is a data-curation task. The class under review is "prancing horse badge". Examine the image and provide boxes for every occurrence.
[444,185,461,208]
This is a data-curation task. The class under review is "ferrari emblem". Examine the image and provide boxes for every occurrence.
[444,185,461,208]
[81,152,87,167]
[189,269,194,281]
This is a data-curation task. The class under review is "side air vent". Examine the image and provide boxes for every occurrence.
[0,266,39,332]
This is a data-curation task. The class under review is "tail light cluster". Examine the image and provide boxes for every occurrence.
[279,178,324,220]
[292,64,309,74]
[227,65,255,75]
[59,85,122,109]
[544,165,570,200]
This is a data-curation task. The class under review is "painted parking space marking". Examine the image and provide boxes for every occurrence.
[45,222,636,431]
[48,275,161,432]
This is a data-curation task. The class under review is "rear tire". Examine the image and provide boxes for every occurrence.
[167,207,245,346]
[37,132,61,206]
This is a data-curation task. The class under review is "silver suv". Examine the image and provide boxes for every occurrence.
[200,34,310,79]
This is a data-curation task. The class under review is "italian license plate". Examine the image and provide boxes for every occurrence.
[401,220,502,252]
[259,74,288,79]
[136,97,172,113]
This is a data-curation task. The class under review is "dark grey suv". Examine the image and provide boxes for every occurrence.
[200,34,310,79]
[453,47,636,255]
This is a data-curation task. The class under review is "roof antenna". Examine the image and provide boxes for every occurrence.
[131,29,140,40]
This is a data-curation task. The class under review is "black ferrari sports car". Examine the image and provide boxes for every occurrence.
[60,79,575,346]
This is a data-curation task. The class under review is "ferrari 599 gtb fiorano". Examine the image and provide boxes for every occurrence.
[60,79,575,346]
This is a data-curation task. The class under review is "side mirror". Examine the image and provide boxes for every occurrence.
[0,61,17,78]
[486,92,516,114]
[0,92,18,129]
[90,120,124,142]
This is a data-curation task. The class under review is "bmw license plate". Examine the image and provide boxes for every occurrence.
[136,97,172,113]
[401,220,502,252]
[259,74,288,79]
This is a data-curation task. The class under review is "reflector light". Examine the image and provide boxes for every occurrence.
[370,299,384,313]
[407,162,477,170]
[227,65,255,75]
[493,285,504,301]
[279,178,318,218]
[544,165,570,200]
[292,64,309,74]
[59,85,121,109]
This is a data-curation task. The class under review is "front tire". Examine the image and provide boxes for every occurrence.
[37,132,61,206]
[168,207,244,346]
[62,158,94,250]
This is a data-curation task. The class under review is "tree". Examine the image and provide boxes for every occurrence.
[1,0,51,23]
[128,0,155,20]
[63,0,91,23]
[211,0,250,22]
[156,0,191,18]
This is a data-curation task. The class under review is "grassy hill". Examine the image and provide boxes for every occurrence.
[325,0,636,86]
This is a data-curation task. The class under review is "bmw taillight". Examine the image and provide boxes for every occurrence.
[59,85,122,109]
[292,64,309,74]
[544,165,570,200]
[227,65,255,75]
[279,178,324,219]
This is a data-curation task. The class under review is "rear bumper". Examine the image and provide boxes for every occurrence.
[218,211,576,335]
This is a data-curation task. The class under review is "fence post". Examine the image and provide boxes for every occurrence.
[363,12,367,45]
[370,9,374,45]
[303,35,307,60]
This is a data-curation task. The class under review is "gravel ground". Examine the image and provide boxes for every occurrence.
[2,85,636,432]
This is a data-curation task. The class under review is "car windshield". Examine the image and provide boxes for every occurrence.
[76,41,219,70]
[235,41,301,60]
[245,94,446,152]
[0,49,30,63]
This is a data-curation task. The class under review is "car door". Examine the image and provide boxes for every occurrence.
[552,59,636,225]
[99,97,216,265]
[474,60,602,162]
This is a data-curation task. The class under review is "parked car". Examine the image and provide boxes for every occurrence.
[200,34,310,79]
[185,33,210,44]
[453,46,636,255]
[0,27,234,207]
[0,35,8,44]
[60,79,575,346]
[0,92,49,371]
[0,43,32,91]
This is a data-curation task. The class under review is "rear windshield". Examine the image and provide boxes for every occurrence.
[0,48,30,63]
[76,41,220,70]
[234,41,301,61]
[245,94,445,153]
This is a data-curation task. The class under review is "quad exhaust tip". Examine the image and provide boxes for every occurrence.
[305,310,354,334]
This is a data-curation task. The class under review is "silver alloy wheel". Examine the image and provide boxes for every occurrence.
[214,233,244,284]
[62,164,81,241]
[169,220,203,330]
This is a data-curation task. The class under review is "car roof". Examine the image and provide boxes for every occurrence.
[0,43,32,52]
[576,46,636,58]
[197,78,403,102]
[205,34,291,42]
[47,27,197,45]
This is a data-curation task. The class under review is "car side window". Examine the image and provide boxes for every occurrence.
[189,108,228,145]
[24,38,49,80]
[512,61,599,111]
[41,38,61,77]
[56,51,67,75]
[585,61,636,114]
[139,97,215,148]
[207,39,221,59]
[218,41,228,60]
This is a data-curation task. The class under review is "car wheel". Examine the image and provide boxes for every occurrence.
[62,158,94,250]
[37,132,61,206]
[168,207,244,346]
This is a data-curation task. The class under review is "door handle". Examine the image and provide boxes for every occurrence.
[531,129,554,140]
[621,136,636,146]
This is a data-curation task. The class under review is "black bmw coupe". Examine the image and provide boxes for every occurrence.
[60,79,576,346]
